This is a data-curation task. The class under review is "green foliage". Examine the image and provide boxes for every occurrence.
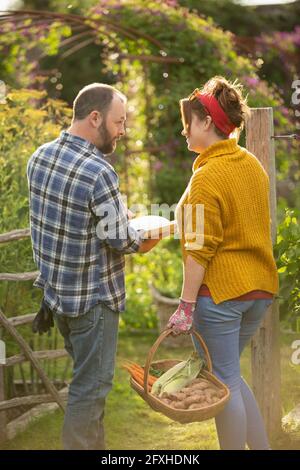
[153,166,189,207]
[123,239,182,330]
[149,240,182,299]
[274,208,300,328]
[0,88,71,319]
[180,0,300,36]
[0,20,71,88]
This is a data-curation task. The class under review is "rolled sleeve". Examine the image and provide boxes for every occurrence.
[89,169,142,254]
[183,172,223,267]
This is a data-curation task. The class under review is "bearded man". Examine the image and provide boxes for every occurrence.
[27,83,159,450]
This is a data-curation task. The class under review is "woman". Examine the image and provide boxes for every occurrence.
[167,76,279,450]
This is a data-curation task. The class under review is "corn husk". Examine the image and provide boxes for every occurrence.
[151,352,204,397]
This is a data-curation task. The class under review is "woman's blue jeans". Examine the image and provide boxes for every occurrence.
[192,296,273,450]
[53,302,119,450]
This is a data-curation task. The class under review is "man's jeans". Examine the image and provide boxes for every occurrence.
[192,296,273,450]
[53,302,119,450]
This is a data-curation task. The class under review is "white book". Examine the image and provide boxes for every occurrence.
[129,215,177,239]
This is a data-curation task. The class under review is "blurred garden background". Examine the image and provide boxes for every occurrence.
[0,0,299,450]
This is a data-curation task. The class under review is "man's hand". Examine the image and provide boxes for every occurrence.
[167,299,196,335]
[32,298,54,334]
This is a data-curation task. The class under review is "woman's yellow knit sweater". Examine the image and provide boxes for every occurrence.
[175,137,279,304]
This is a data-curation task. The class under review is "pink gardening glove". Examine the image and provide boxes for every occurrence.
[167,299,196,334]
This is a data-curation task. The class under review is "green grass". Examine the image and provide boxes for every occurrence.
[1,331,300,450]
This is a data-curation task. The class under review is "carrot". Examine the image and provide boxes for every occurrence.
[122,365,144,382]
[123,359,143,369]
[122,363,156,380]
[131,372,152,392]
[127,364,144,374]
[122,361,158,391]
[123,362,143,373]
[131,371,144,383]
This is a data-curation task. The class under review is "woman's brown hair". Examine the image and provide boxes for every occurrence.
[180,75,250,139]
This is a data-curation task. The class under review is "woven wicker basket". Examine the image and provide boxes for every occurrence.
[130,328,230,424]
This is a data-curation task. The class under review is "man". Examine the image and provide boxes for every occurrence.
[27,83,159,450]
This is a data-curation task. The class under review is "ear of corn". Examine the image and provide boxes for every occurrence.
[151,352,204,397]
[151,361,187,396]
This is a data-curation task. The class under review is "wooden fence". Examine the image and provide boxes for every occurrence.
[0,229,70,442]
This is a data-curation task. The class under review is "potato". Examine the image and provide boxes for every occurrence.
[203,393,212,404]
[205,388,218,398]
[177,392,188,401]
[164,392,178,401]
[164,391,186,401]
[190,390,206,399]
[210,396,219,404]
[193,393,206,402]
[173,401,187,410]
[184,393,205,407]
[161,398,172,406]
[181,388,194,397]
[184,396,198,407]
[190,383,209,391]
[188,403,205,410]
[189,378,203,386]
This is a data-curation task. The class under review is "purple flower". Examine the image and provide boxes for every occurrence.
[244,76,259,87]
[281,107,290,117]
[153,161,163,172]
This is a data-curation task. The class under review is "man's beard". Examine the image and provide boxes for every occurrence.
[96,121,117,155]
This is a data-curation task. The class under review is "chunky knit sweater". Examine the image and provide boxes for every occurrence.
[175,138,279,304]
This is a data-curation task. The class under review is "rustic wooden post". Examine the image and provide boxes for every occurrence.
[0,333,7,442]
[0,366,7,442]
[245,107,282,439]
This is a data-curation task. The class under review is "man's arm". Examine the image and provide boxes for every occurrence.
[90,169,161,254]
[90,168,142,254]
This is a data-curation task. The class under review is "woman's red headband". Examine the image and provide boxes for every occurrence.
[189,89,236,136]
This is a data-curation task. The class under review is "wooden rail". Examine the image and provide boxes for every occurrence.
[0,228,30,244]
[5,349,68,367]
[0,390,68,411]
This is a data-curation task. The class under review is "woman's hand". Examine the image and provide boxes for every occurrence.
[138,236,161,253]
[167,299,196,335]
[127,209,136,220]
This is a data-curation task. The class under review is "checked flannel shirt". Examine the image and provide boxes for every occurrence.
[27,130,142,317]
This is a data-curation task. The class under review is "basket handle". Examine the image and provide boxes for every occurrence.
[143,328,213,396]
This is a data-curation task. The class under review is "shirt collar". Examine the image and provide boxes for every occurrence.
[60,130,100,154]
[192,137,239,173]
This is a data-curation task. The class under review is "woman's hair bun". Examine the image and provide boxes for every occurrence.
[201,75,250,130]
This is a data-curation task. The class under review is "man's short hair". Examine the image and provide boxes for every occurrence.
[73,83,126,121]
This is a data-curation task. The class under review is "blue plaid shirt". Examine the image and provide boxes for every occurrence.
[27,131,142,316]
